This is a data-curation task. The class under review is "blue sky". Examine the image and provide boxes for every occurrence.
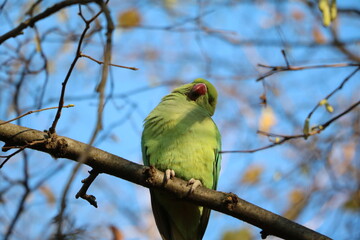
[1,1,360,239]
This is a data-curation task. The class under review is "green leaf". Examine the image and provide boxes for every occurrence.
[325,102,334,113]
[303,118,310,139]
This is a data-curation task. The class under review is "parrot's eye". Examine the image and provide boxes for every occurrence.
[188,83,207,101]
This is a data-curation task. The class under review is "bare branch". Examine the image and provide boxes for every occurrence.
[307,67,360,119]
[53,2,113,237]
[48,5,95,135]
[257,62,359,82]
[281,49,290,68]
[221,97,360,154]
[0,0,97,44]
[4,149,30,240]
[0,105,74,126]
[75,169,99,208]
[321,99,360,129]
[80,53,139,70]
[0,148,24,168]
[330,27,360,62]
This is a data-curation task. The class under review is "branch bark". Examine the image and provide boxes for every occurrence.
[0,120,332,240]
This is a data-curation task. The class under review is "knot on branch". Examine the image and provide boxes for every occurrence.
[143,165,157,186]
[44,132,68,158]
[223,192,239,210]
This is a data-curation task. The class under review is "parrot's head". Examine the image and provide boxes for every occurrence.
[173,78,218,116]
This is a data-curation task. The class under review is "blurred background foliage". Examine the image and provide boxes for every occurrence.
[0,0,359,239]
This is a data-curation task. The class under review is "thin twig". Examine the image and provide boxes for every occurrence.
[221,98,360,154]
[47,3,102,134]
[281,49,290,68]
[0,0,96,44]
[0,105,74,126]
[54,4,106,238]
[75,169,99,208]
[80,53,138,70]
[307,67,360,119]
[220,131,307,154]
[4,150,30,240]
[4,151,65,240]
[1,139,48,152]
[0,149,24,168]
[330,27,360,62]
[321,99,360,129]
[55,1,113,238]
[33,24,50,109]
[220,143,278,154]
[257,62,359,81]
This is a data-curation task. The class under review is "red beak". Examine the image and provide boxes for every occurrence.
[189,83,207,100]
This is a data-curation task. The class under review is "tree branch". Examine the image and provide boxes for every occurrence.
[0,0,97,44]
[75,169,99,208]
[79,53,139,70]
[0,120,332,240]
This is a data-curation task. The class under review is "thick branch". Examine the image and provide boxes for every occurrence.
[0,120,332,240]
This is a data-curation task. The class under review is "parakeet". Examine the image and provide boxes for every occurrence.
[141,78,221,240]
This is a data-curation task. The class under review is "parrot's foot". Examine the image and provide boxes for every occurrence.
[187,178,202,193]
[164,169,176,183]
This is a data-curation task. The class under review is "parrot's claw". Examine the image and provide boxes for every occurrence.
[187,178,202,193]
[164,169,176,183]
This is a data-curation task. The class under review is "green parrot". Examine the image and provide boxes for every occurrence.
[141,78,221,240]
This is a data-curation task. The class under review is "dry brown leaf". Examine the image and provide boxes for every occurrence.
[343,142,355,163]
[57,9,68,23]
[259,93,267,106]
[283,189,307,220]
[110,134,120,143]
[60,40,73,54]
[241,165,263,184]
[258,106,277,132]
[291,8,304,21]
[144,49,159,60]
[312,26,326,44]
[163,0,178,10]
[109,225,123,240]
[118,9,141,29]
[34,35,42,52]
[331,142,355,176]
[222,227,252,240]
[343,190,360,211]
[39,185,55,205]
[289,189,306,204]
